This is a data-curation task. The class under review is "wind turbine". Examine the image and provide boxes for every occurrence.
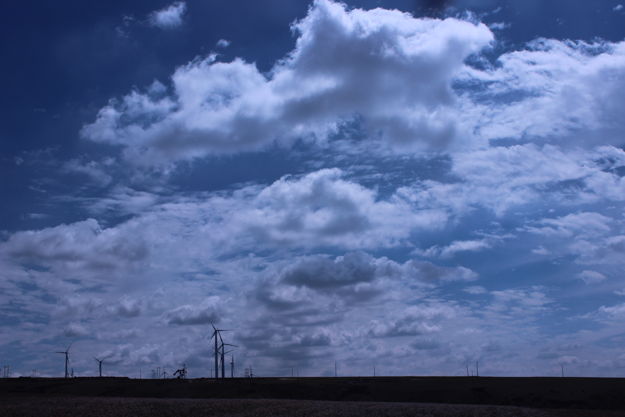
[55,343,72,378]
[219,340,238,378]
[210,323,229,380]
[94,357,104,377]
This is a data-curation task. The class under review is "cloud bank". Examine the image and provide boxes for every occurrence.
[83,0,493,163]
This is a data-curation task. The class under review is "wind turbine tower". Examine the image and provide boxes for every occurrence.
[210,323,230,380]
[219,337,238,378]
[210,325,219,380]
[94,357,104,377]
[55,344,72,378]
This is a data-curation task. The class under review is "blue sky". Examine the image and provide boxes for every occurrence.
[1,0,625,378]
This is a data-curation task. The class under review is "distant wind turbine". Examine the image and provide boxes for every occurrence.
[94,357,104,377]
[210,323,230,380]
[218,332,237,378]
[55,343,72,378]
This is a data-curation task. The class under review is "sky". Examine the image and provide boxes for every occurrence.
[1,0,625,378]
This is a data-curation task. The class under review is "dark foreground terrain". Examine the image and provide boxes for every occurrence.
[3,397,625,417]
[2,376,625,415]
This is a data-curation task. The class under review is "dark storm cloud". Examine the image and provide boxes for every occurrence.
[252,253,380,317]
[255,253,477,315]
[282,252,377,290]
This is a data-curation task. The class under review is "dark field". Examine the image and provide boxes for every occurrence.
[4,396,625,417]
[2,377,625,416]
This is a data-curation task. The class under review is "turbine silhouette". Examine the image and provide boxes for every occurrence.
[55,343,72,378]
[94,357,104,377]
[210,323,233,379]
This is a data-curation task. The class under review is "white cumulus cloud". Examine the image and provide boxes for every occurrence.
[83,0,493,164]
[149,2,186,29]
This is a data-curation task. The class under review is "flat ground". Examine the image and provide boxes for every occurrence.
[3,397,625,417]
[3,376,625,415]
[3,376,625,410]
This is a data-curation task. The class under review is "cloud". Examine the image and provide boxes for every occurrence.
[598,302,625,319]
[149,2,186,29]
[488,22,509,31]
[488,287,551,316]
[0,168,453,309]
[81,186,163,217]
[63,323,89,338]
[464,285,486,295]
[253,253,386,317]
[109,298,143,318]
[614,4,623,12]
[281,252,378,291]
[522,211,624,266]
[525,212,613,238]
[0,219,149,278]
[395,144,625,222]
[464,39,625,147]
[246,251,476,362]
[421,239,491,258]
[231,169,447,249]
[164,297,221,325]
[249,251,477,347]
[55,296,102,319]
[216,39,230,48]
[532,246,550,256]
[84,0,625,169]
[367,304,456,337]
[401,260,477,283]
[83,0,493,164]
[239,250,479,371]
[62,158,114,186]
[399,144,597,217]
[569,235,625,266]
[237,326,333,365]
[577,270,606,285]
[267,252,477,301]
